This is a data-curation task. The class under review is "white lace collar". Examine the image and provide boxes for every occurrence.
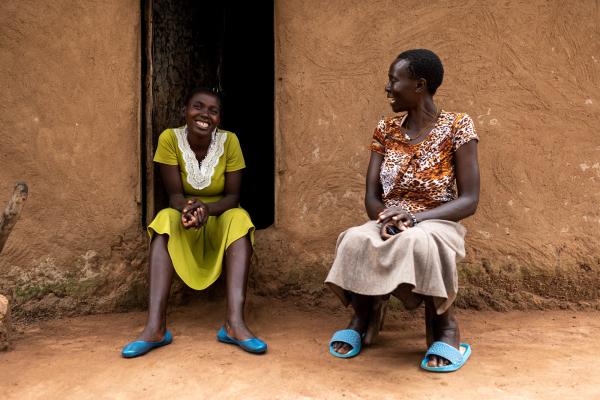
[173,126,227,190]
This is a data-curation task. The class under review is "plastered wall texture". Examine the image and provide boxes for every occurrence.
[253,0,600,311]
[1,0,599,321]
[0,1,147,319]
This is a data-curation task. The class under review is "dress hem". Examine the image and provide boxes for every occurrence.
[325,280,454,315]
[147,224,254,291]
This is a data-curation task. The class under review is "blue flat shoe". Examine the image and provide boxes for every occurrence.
[420,341,471,372]
[216,326,267,354]
[329,329,362,358]
[121,330,173,358]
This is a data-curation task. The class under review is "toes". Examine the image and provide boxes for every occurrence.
[427,355,438,367]
[338,344,350,354]
[332,342,351,354]
[427,355,452,367]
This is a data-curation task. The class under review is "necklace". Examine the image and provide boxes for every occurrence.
[402,107,440,142]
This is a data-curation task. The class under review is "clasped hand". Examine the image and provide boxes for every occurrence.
[377,207,414,240]
[181,199,209,229]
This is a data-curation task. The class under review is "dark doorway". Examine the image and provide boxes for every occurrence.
[142,1,275,229]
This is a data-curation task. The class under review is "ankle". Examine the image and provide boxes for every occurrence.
[225,318,246,329]
[349,315,369,332]
[435,313,457,328]
[143,322,166,334]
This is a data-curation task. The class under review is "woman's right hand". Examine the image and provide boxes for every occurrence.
[380,221,394,240]
[379,220,408,240]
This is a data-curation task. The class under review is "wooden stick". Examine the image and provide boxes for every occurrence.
[0,182,28,254]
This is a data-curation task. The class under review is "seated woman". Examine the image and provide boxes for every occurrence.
[325,49,479,372]
[122,87,267,357]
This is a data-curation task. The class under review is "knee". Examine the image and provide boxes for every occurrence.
[150,232,169,248]
[155,207,181,221]
[404,227,432,253]
[220,208,252,224]
[338,227,370,251]
[343,226,369,242]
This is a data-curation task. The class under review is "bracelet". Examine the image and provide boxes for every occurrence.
[407,211,418,227]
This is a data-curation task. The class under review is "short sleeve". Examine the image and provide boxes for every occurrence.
[452,114,479,151]
[153,129,179,165]
[225,133,246,172]
[369,119,386,154]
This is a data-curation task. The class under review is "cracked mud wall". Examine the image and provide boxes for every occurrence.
[0,1,147,319]
[255,0,600,310]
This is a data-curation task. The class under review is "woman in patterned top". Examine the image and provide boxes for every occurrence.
[325,49,480,372]
[121,87,267,358]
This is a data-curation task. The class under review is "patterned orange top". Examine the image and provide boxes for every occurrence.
[370,111,478,213]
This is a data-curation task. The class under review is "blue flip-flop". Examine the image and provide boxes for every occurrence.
[121,330,173,358]
[216,326,268,354]
[329,329,362,358]
[420,341,471,372]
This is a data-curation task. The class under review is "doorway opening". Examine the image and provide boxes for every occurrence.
[141,0,275,229]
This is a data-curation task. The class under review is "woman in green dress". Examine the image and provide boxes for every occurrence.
[122,87,267,357]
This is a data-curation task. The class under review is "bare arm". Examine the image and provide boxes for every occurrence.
[377,140,480,226]
[413,140,480,222]
[203,171,242,216]
[159,162,242,216]
[158,163,188,212]
[158,163,243,229]
[365,151,386,220]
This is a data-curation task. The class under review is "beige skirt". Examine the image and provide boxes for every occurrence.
[324,219,466,315]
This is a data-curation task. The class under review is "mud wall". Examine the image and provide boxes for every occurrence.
[253,0,600,310]
[0,1,147,319]
[1,0,599,321]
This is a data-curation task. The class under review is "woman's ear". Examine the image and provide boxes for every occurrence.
[415,78,427,93]
[181,106,186,117]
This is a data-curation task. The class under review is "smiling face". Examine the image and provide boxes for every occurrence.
[184,92,221,136]
[385,59,426,113]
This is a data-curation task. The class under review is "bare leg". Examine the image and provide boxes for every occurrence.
[364,295,386,345]
[425,298,436,348]
[137,234,174,342]
[332,293,373,354]
[424,297,460,367]
[223,235,255,341]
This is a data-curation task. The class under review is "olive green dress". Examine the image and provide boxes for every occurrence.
[148,126,254,290]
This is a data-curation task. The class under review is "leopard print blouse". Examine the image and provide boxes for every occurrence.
[370,111,478,213]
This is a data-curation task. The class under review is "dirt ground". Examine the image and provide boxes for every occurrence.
[1,298,598,400]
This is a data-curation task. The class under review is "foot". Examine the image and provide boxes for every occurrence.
[426,310,460,367]
[332,314,368,355]
[225,319,255,341]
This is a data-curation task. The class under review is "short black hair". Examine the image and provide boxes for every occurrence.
[184,86,222,106]
[396,49,444,95]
